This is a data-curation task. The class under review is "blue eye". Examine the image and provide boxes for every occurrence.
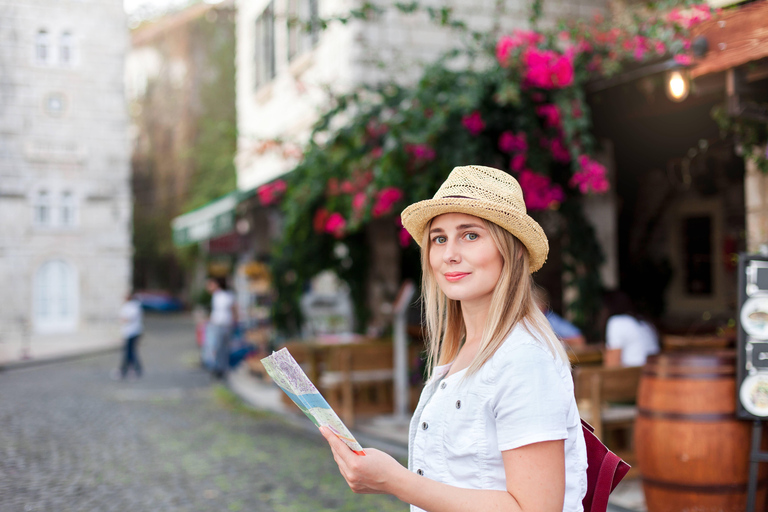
[432,235,447,244]
[465,232,478,241]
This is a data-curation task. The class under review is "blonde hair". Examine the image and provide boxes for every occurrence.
[421,218,569,378]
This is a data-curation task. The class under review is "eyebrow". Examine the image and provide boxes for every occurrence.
[429,223,485,234]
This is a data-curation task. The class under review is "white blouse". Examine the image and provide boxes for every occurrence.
[408,324,587,512]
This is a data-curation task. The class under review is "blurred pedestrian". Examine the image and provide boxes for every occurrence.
[321,165,586,511]
[116,291,143,379]
[535,287,586,349]
[601,290,659,367]
[206,277,237,379]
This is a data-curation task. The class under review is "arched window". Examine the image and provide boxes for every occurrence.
[35,29,49,63]
[60,191,76,227]
[59,31,73,64]
[33,260,78,332]
[34,190,51,226]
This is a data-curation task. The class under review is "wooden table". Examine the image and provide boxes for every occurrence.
[569,344,604,366]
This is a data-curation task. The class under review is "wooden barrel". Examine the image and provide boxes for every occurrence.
[635,351,765,512]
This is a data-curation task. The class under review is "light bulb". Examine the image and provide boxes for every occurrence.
[666,70,690,102]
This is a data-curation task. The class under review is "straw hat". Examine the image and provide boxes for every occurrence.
[400,165,548,273]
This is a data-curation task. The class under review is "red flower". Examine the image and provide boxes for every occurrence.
[535,104,562,129]
[519,170,564,210]
[398,227,412,248]
[325,213,347,238]
[511,153,527,171]
[372,187,404,218]
[550,138,571,163]
[313,209,330,233]
[257,179,287,206]
[370,147,383,159]
[495,30,545,66]
[340,180,355,194]
[673,54,692,66]
[352,192,367,212]
[499,131,528,153]
[523,48,574,89]
[461,111,485,136]
[570,155,610,194]
[406,144,436,162]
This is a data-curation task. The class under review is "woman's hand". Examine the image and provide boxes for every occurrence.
[319,426,406,495]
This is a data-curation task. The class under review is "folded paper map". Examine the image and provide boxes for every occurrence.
[261,348,365,455]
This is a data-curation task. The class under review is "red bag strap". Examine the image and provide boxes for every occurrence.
[590,450,622,512]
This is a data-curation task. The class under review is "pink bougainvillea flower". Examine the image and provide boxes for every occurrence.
[655,41,666,55]
[372,187,404,217]
[313,208,330,233]
[461,111,486,135]
[406,144,436,162]
[370,146,383,159]
[257,179,287,206]
[366,120,388,139]
[523,48,574,89]
[531,92,546,103]
[550,137,571,163]
[352,192,368,212]
[536,104,562,129]
[519,170,564,210]
[398,227,412,248]
[496,30,545,66]
[571,100,583,119]
[511,153,527,171]
[325,212,347,238]
[340,180,356,194]
[326,178,340,196]
[499,131,528,153]
[673,54,692,65]
[570,155,610,194]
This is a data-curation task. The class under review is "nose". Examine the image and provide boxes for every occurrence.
[442,239,460,264]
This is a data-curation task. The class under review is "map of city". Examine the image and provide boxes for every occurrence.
[260,348,365,455]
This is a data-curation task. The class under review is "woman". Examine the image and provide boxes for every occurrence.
[321,165,587,512]
[206,277,237,379]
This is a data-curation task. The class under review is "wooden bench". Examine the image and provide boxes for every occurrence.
[573,365,642,466]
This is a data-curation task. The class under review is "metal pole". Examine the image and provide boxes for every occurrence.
[747,420,762,512]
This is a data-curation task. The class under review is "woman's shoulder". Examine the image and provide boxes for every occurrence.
[487,324,562,372]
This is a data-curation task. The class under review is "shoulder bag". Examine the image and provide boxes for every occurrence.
[581,419,631,512]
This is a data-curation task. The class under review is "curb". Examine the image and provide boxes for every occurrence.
[0,344,123,372]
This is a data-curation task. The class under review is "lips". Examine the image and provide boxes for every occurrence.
[444,272,470,282]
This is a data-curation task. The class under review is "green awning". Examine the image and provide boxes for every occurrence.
[171,192,238,247]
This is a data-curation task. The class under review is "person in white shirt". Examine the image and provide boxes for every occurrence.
[206,277,237,379]
[321,165,587,512]
[602,290,659,367]
[118,291,143,379]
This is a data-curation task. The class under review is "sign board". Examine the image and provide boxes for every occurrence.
[737,254,768,419]
[171,192,238,246]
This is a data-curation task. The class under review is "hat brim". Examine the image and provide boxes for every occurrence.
[400,197,548,273]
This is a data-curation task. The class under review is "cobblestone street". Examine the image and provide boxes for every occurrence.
[0,315,407,512]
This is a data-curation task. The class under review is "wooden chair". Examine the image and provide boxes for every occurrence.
[573,365,642,464]
[318,342,394,428]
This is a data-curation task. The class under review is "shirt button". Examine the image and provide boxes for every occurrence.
[440,382,447,389]
[417,469,424,476]
[455,400,461,409]
[421,421,428,430]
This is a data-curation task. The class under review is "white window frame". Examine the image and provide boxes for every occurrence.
[287,0,320,62]
[33,260,79,333]
[60,190,77,227]
[59,31,74,66]
[33,190,52,227]
[254,1,276,88]
[35,29,50,64]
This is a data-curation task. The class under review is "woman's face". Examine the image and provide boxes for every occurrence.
[428,213,504,308]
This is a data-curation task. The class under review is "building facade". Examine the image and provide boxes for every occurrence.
[0,0,131,352]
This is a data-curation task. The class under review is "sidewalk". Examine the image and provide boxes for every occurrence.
[0,327,122,370]
[227,363,647,512]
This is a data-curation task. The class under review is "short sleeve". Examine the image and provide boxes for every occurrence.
[492,344,571,452]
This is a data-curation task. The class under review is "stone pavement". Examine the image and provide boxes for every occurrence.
[0,326,122,369]
[0,314,406,512]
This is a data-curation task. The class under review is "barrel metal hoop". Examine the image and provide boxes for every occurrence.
[637,408,735,421]
[642,476,768,494]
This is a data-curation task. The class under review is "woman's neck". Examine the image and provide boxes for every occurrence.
[460,296,492,346]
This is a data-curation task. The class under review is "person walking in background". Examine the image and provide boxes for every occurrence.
[601,290,659,367]
[321,165,586,512]
[206,277,237,379]
[117,291,143,380]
